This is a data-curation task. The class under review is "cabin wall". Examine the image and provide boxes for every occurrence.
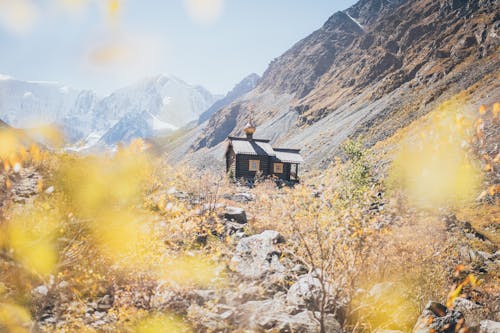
[235,154,271,180]
[270,162,292,180]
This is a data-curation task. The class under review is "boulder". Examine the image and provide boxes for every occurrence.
[413,302,464,333]
[237,296,341,333]
[287,273,324,311]
[223,192,254,203]
[452,297,483,328]
[231,230,285,279]
[224,206,247,224]
[479,320,500,333]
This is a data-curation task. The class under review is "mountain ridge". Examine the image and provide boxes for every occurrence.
[0,74,219,148]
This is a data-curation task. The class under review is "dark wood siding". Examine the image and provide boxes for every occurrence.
[235,154,271,180]
[271,162,291,180]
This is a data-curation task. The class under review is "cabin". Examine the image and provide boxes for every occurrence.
[225,123,303,184]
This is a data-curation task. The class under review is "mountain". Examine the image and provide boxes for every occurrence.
[0,75,79,129]
[197,73,260,125]
[0,74,218,148]
[179,0,499,168]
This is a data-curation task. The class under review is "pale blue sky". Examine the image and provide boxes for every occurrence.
[0,1,357,95]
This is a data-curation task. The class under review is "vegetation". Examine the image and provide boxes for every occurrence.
[0,101,498,332]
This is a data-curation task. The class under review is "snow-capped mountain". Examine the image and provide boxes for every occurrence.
[0,75,79,128]
[0,74,218,148]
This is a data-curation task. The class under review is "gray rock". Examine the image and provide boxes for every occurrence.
[33,285,49,296]
[287,274,324,311]
[413,302,464,333]
[224,192,254,203]
[231,230,285,279]
[479,320,500,333]
[453,297,483,327]
[224,206,247,224]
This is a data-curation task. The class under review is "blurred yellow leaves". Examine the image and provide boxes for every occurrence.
[390,101,483,208]
[135,314,191,333]
[447,272,478,308]
[160,255,222,287]
[4,207,61,276]
[0,302,31,333]
[184,0,224,25]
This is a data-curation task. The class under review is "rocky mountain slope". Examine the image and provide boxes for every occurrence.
[197,73,260,125]
[0,75,218,148]
[179,0,499,169]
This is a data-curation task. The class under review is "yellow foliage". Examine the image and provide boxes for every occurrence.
[390,103,482,208]
[159,255,222,287]
[135,314,191,333]
[5,208,61,276]
[0,303,31,333]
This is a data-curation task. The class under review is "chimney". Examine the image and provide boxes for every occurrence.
[244,121,256,140]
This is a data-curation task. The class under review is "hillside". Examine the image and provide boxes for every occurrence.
[176,0,499,169]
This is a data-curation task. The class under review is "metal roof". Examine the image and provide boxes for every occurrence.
[274,148,304,164]
[231,139,276,156]
[228,137,303,163]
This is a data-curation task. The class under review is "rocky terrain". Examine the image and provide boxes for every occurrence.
[171,0,499,169]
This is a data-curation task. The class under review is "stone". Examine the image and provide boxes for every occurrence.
[224,192,254,203]
[224,221,245,236]
[413,301,465,333]
[479,320,500,333]
[452,298,483,328]
[287,274,324,311]
[231,230,285,279]
[33,285,49,296]
[224,206,247,224]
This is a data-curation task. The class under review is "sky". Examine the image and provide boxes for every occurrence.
[0,0,357,95]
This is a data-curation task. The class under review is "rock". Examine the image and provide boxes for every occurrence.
[413,301,465,333]
[436,49,450,58]
[224,221,245,236]
[33,285,49,296]
[188,304,233,332]
[224,206,247,224]
[224,192,254,203]
[287,274,324,312]
[452,298,483,328]
[192,289,216,306]
[231,230,285,279]
[238,297,341,333]
[479,320,500,333]
[96,295,113,311]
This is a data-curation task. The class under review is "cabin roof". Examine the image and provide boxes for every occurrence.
[230,138,276,157]
[274,148,304,164]
[228,136,303,163]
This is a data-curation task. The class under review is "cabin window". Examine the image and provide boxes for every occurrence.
[273,163,284,174]
[249,160,260,171]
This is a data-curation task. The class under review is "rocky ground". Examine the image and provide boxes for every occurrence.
[0,167,498,332]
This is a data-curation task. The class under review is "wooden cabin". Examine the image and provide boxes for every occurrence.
[225,123,303,184]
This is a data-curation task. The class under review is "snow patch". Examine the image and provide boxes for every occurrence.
[0,74,13,80]
[162,96,172,105]
[149,112,177,131]
[345,12,364,31]
[23,91,34,99]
